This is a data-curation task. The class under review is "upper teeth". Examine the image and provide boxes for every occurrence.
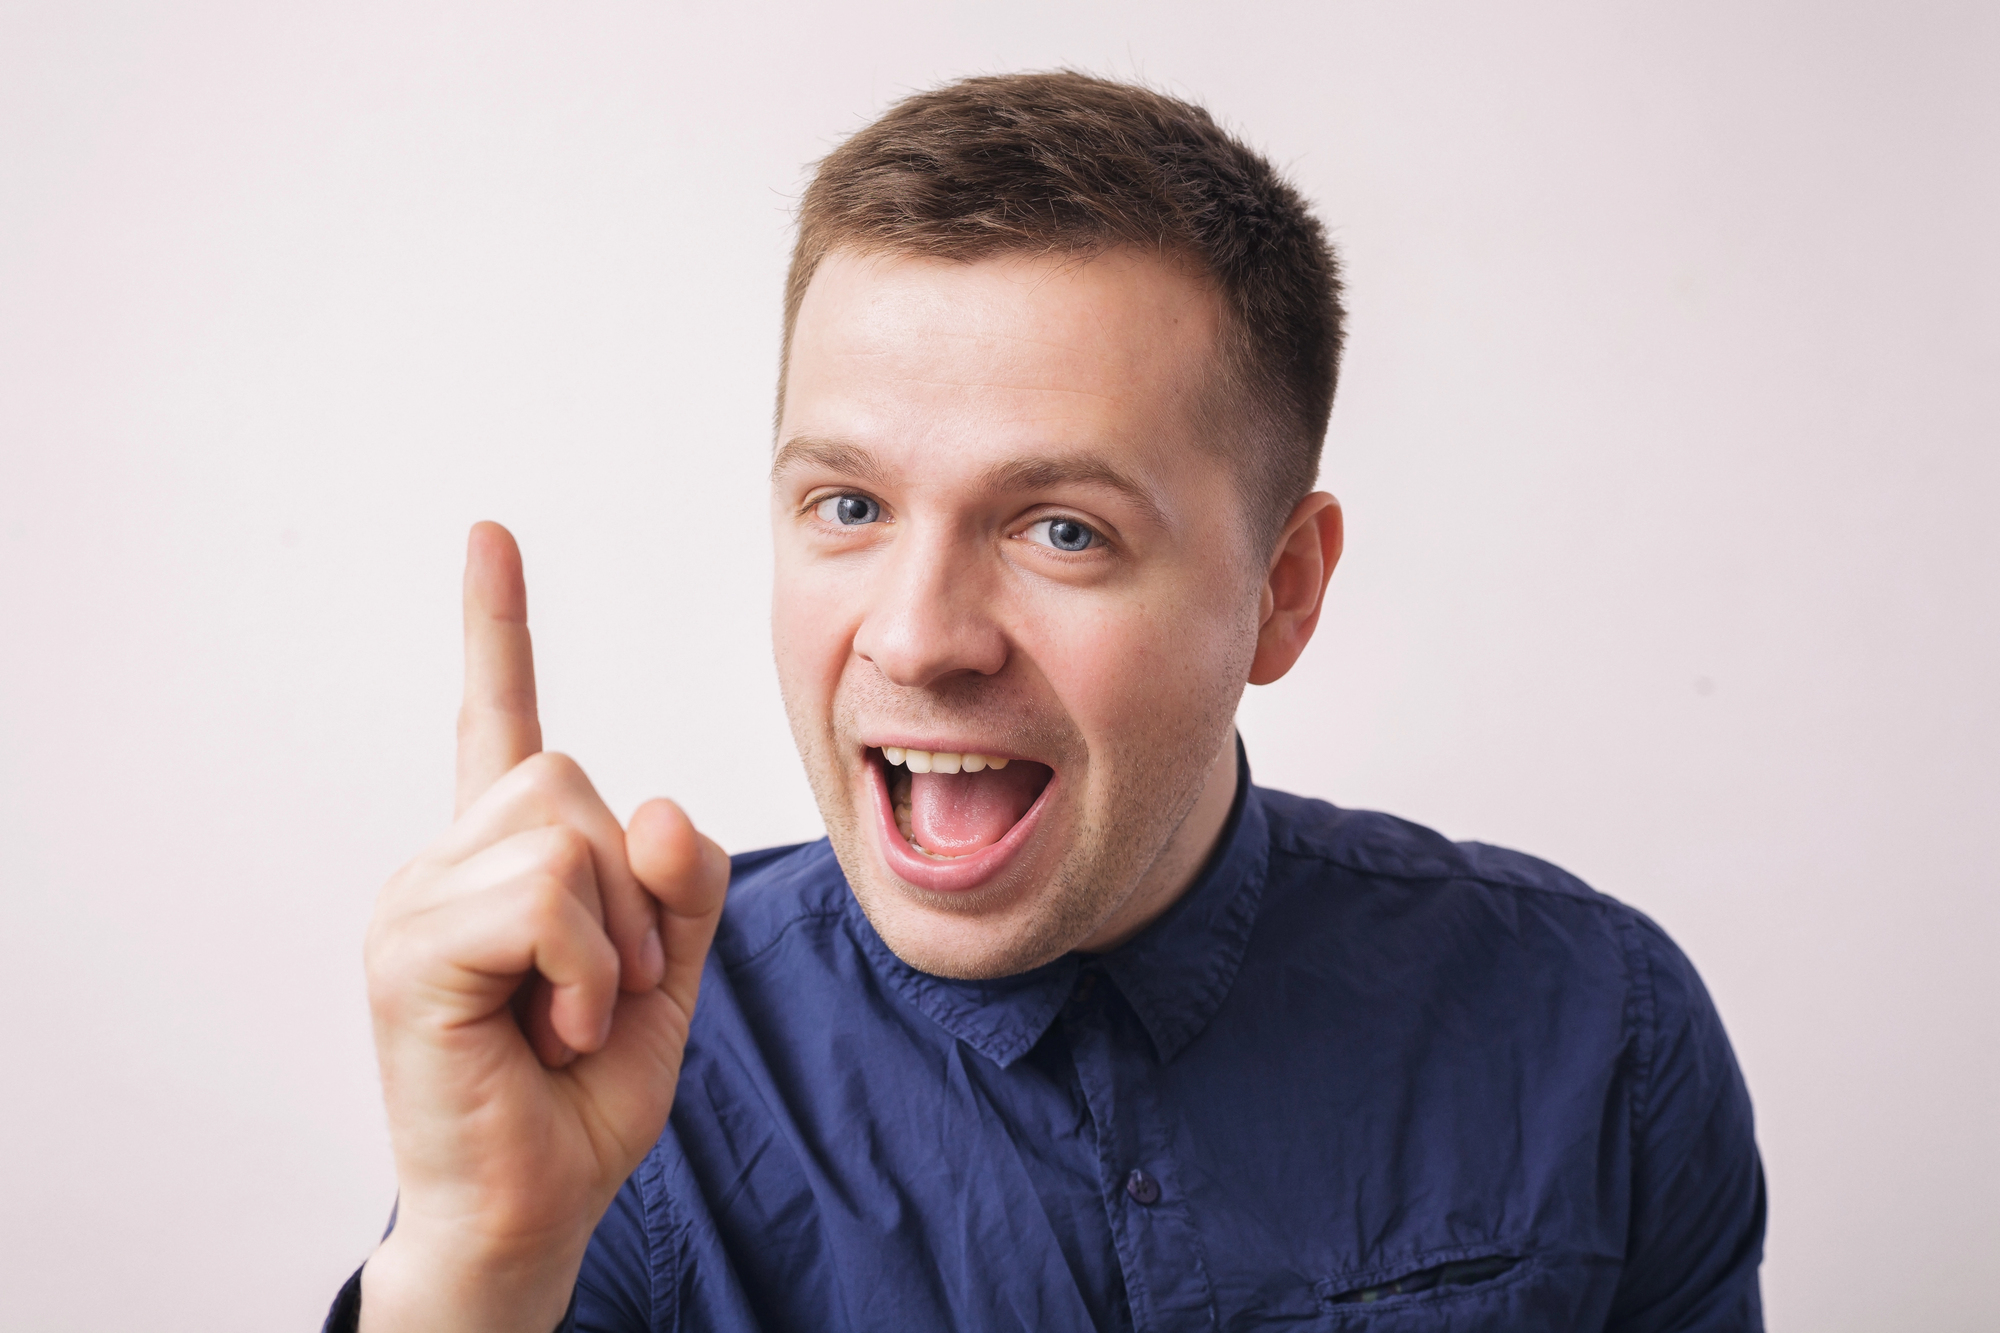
[881,746,1010,774]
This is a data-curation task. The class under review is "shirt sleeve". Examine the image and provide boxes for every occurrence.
[1607,917,1768,1332]
[319,1267,364,1333]
[573,1169,656,1332]
[318,1265,581,1333]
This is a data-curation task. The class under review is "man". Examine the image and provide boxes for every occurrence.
[333,73,1764,1332]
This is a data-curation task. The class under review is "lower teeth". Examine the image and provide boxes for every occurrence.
[889,766,923,851]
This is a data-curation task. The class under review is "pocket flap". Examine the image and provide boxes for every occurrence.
[1317,1247,1523,1308]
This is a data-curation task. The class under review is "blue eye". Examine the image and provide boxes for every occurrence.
[815,494,882,526]
[1027,517,1098,551]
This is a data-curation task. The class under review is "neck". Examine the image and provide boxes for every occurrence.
[1075,728,1240,953]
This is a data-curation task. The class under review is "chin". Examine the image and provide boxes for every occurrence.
[812,741,1105,978]
[850,886,1093,980]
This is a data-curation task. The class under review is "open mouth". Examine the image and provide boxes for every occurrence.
[865,745,1057,893]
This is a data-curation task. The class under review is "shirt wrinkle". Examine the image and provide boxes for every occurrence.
[334,747,1766,1333]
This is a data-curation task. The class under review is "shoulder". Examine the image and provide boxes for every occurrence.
[708,838,854,971]
[1254,785,1653,933]
[1248,788,1747,1111]
[1251,787,1738,1074]
[1248,785,1696,1011]
[1256,785,1606,903]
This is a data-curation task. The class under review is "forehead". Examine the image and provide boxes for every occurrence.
[779,248,1225,476]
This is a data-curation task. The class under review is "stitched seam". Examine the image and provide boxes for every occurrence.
[716,907,851,973]
[1064,1007,1154,1333]
[1117,849,1270,1063]
[840,904,1072,1066]
[1271,841,1634,921]
[1626,914,1663,1137]
[1173,1162,1224,1333]
[635,1151,681,1333]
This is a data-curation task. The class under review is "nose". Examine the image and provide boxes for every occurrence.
[852,526,1009,688]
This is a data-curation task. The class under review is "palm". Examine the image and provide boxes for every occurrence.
[417,988,687,1234]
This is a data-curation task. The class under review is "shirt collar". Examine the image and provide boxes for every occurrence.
[849,738,1271,1069]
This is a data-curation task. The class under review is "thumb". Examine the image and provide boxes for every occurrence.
[627,799,729,1019]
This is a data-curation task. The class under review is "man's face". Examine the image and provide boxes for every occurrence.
[771,248,1266,979]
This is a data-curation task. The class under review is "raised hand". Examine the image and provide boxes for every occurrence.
[359,522,728,1333]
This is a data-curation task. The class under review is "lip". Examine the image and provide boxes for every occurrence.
[861,736,1024,760]
[864,747,1057,894]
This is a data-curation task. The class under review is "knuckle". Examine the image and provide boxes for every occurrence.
[513,752,596,823]
[541,823,595,880]
[520,873,576,933]
[589,933,621,983]
[510,751,558,799]
[524,749,584,788]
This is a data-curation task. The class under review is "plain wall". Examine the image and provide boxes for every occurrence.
[2,2,1994,1328]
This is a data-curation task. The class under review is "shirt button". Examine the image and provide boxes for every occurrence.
[1124,1168,1161,1205]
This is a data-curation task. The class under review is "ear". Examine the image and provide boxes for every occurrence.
[1248,493,1343,687]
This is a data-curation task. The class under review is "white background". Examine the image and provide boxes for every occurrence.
[3,3,1994,1329]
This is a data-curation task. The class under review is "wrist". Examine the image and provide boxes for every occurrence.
[358,1223,583,1333]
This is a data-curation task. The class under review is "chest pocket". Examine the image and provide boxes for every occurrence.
[1305,1246,1563,1331]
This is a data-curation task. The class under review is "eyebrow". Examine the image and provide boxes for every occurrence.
[772,435,1170,529]
[975,455,1169,529]
[771,436,890,488]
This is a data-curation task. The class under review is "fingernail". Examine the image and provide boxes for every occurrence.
[641,925,665,983]
[597,1007,616,1049]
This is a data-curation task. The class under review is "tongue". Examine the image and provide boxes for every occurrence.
[909,764,1048,856]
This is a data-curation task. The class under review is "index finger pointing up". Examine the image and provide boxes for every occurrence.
[457,521,543,815]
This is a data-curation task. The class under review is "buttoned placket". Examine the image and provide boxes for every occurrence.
[1061,966,1219,1333]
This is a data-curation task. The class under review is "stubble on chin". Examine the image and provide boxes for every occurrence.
[780,671,1243,982]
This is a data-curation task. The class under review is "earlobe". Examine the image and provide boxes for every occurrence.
[1247,493,1342,686]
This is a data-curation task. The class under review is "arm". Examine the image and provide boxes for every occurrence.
[1608,918,1767,1333]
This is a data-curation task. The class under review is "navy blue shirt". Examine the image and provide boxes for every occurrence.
[332,754,1764,1331]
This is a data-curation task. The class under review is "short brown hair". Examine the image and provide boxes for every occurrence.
[781,71,1345,549]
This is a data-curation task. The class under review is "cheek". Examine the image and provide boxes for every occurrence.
[770,555,858,710]
[1024,573,1252,750]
